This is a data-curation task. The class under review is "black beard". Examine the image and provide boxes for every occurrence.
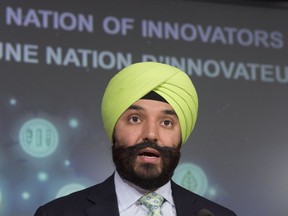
[112,141,181,190]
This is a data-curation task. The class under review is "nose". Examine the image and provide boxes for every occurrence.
[142,121,159,142]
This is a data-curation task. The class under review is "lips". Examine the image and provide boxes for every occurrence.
[138,147,160,157]
[137,147,161,163]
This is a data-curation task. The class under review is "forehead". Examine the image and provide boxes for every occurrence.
[127,99,177,115]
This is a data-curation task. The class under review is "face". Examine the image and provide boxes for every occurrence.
[112,99,182,190]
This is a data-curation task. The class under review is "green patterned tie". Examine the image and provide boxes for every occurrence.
[140,192,164,216]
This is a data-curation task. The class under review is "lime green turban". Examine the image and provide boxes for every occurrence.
[101,62,198,145]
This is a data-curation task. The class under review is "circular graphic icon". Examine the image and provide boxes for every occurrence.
[19,118,59,158]
[172,163,208,196]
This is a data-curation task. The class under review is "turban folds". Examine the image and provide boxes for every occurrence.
[101,62,198,145]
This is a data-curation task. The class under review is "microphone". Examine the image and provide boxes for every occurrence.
[197,209,215,216]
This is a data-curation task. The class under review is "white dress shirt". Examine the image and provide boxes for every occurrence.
[114,171,177,216]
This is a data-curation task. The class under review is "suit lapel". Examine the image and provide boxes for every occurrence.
[84,176,201,216]
[85,174,120,216]
[171,181,198,216]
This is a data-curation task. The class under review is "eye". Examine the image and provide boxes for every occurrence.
[161,120,173,127]
[128,115,141,124]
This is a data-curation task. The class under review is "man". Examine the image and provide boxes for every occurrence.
[34,62,237,216]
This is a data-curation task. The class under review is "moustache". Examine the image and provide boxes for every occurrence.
[113,141,180,158]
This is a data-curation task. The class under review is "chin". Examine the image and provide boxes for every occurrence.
[134,162,163,179]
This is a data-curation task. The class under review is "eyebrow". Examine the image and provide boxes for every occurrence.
[164,109,177,116]
[128,105,178,117]
[128,104,143,111]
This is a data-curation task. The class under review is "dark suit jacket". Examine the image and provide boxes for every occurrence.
[34,174,237,216]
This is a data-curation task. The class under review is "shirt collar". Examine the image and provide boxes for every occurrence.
[114,171,175,212]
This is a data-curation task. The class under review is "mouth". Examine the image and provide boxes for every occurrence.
[137,148,160,163]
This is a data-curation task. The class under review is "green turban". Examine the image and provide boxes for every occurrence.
[101,62,198,145]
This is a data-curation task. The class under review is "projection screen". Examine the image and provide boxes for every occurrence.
[0,1,287,215]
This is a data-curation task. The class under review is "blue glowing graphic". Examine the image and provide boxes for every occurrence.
[64,160,71,166]
[56,183,86,198]
[19,118,59,158]
[69,118,79,128]
[9,98,17,106]
[37,172,48,182]
[22,191,30,200]
[172,163,208,196]
[208,188,217,198]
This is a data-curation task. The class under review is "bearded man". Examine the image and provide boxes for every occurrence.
[34,62,237,216]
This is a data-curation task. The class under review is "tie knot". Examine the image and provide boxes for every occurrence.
[140,192,164,216]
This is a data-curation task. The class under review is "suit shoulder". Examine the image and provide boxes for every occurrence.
[171,181,237,216]
[34,175,116,216]
[36,184,98,213]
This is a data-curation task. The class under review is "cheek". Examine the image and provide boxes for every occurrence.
[162,129,181,147]
[114,125,140,147]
